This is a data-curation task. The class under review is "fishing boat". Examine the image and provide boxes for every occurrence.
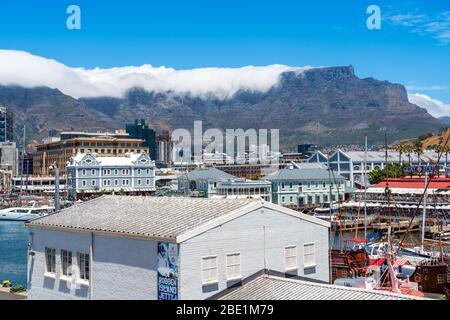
[331,238,371,283]
[0,202,54,221]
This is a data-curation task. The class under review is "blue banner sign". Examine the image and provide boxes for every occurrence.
[157,242,178,300]
[403,165,440,174]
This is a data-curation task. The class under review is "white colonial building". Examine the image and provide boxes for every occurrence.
[66,152,155,199]
[26,196,330,300]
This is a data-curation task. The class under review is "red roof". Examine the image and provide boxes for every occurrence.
[374,176,450,189]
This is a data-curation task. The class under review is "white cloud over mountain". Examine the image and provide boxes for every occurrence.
[408,93,450,118]
[0,50,312,99]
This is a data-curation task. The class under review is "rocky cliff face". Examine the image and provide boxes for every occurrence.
[0,66,443,149]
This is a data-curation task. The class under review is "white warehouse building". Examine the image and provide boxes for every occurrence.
[26,196,330,300]
[66,152,156,199]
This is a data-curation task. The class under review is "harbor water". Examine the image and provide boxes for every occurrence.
[0,221,28,286]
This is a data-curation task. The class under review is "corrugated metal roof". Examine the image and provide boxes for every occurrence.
[27,195,258,240]
[183,167,236,180]
[217,274,425,300]
[263,166,345,181]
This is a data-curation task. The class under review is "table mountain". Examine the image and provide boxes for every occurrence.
[0,66,444,149]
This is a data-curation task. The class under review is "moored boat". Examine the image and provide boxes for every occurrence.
[0,203,54,221]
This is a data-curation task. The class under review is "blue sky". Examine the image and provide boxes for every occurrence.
[0,0,450,103]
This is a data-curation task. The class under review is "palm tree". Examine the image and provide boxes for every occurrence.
[394,143,407,165]
[404,144,413,165]
[414,141,424,166]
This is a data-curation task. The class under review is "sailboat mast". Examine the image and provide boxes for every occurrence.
[364,135,368,241]
[421,171,428,252]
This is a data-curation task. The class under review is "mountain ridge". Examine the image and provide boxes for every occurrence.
[0,66,444,150]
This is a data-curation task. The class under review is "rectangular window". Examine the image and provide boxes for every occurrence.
[201,256,218,284]
[82,180,86,187]
[91,169,95,175]
[342,269,348,278]
[137,179,141,186]
[77,252,90,281]
[61,250,72,276]
[82,169,86,176]
[226,253,241,280]
[304,243,316,267]
[437,274,444,284]
[45,247,56,274]
[92,180,96,187]
[289,196,293,203]
[284,246,297,271]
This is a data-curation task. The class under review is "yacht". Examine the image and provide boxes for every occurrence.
[0,203,54,221]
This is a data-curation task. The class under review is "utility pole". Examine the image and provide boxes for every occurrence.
[51,162,61,211]
[20,125,26,195]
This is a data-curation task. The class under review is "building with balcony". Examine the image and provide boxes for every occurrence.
[66,152,155,199]
[263,163,347,208]
[178,167,237,197]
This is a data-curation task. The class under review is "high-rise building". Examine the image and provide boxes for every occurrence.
[125,119,156,158]
[0,106,14,142]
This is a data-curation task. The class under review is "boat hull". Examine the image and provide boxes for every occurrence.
[0,213,41,221]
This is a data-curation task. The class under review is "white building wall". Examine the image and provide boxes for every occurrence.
[28,228,158,300]
[179,207,329,300]
[27,228,91,300]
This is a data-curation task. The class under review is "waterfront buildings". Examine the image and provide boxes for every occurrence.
[307,149,447,187]
[125,119,157,159]
[216,180,272,202]
[177,167,237,197]
[263,163,347,208]
[215,163,285,180]
[12,176,66,194]
[0,106,14,142]
[33,132,147,176]
[26,196,330,300]
[66,152,155,199]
